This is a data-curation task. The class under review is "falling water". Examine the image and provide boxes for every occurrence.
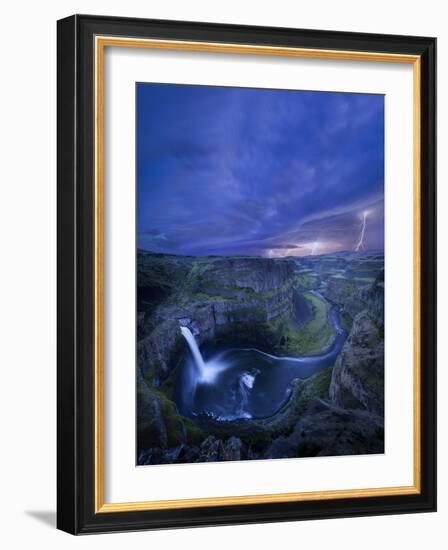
[180,326,206,377]
[180,326,225,385]
[177,296,347,419]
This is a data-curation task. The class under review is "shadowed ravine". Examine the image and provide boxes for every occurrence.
[176,295,347,421]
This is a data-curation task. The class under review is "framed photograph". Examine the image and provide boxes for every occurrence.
[57,15,436,534]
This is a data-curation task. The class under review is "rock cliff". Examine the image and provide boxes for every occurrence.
[136,251,385,463]
[329,311,384,415]
[329,271,384,415]
[137,252,297,384]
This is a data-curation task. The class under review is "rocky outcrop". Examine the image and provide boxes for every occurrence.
[194,257,295,294]
[293,289,313,326]
[221,436,245,461]
[266,398,384,458]
[137,253,298,383]
[197,436,223,462]
[138,319,184,385]
[329,310,384,415]
[138,435,246,464]
[323,277,360,317]
[136,251,385,465]
[137,369,187,453]
[137,362,384,464]
[324,269,384,321]
[359,270,384,328]
[136,371,168,451]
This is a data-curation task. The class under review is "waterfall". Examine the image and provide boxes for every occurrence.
[180,325,227,389]
[180,326,206,377]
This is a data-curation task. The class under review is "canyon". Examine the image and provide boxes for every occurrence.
[136,250,384,464]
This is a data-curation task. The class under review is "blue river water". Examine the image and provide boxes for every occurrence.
[175,294,347,421]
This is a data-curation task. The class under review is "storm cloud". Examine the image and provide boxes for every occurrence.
[137,83,384,257]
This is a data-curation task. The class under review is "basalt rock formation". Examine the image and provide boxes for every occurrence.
[137,252,297,385]
[329,311,384,415]
[329,271,384,415]
[136,251,385,463]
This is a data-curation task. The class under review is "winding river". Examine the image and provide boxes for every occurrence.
[175,293,347,421]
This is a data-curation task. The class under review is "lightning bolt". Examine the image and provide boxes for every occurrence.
[355,211,368,252]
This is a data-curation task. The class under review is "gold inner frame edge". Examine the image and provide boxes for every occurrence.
[94,35,422,513]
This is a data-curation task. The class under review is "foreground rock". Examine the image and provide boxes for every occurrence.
[266,398,383,458]
[136,370,168,450]
[137,358,384,463]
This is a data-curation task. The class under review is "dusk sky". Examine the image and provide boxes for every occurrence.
[136,83,384,257]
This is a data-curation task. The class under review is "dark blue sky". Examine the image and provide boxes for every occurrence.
[137,83,384,257]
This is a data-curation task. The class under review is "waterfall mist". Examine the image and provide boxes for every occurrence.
[177,302,346,421]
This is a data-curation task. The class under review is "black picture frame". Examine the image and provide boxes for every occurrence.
[57,14,436,534]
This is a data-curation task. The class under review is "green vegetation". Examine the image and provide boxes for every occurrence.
[150,362,336,451]
[308,366,333,398]
[277,291,333,355]
[289,366,332,410]
[330,280,358,299]
[340,311,353,333]
[138,255,189,292]
[137,250,385,462]
[183,418,207,446]
[143,364,155,386]
[159,362,180,400]
[150,387,186,447]
[150,386,208,447]
[251,366,334,442]
[295,272,319,290]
